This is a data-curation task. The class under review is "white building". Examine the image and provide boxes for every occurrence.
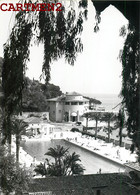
[24,117,54,137]
[47,92,89,122]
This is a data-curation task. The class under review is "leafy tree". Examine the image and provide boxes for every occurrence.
[12,119,28,163]
[22,78,49,112]
[114,109,125,147]
[0,57,3,92]
[34,145,84,177]
[2,115,13,153]
[2,1,85,123]
[22,77,63,112]
[41,82,62,99]
[0,57,3,137]
[102,112,116,143]
[0,143,31,195]
[120,24,140,160]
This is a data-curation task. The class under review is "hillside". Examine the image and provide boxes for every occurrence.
[22,77,62,112]
[0,57,101,112]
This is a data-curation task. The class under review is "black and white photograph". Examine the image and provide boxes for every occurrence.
[0,0,140,194]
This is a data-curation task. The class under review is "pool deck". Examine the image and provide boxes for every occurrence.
[62,132,137,166]
[65,139,124,167]
[13,131,137,170]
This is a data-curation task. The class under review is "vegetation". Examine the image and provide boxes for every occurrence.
[1,1,139,161]
[90,112,103,140]
[0,143,31,195]
[1,0,87,149]
[93,0,140,162]
[0,57,3,135]
[120,24,140,159]
[34,145,85,177]
[102,112,116,143]
[82,111,117,142]
[22,77,62,112]
[0,57,3,92]
[71,128,80,133]
[114,109,125,147]
[12,119,28,162]
[82,112,92,128]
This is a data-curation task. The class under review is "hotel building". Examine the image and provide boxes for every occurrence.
[47,92,89,122]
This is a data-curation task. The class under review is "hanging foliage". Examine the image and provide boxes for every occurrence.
[2,0,88,146]
[2,1,139,161]
[92,1,139,161]
[120,23,140,161]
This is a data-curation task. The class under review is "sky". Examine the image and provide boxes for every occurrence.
[0,0,128,95]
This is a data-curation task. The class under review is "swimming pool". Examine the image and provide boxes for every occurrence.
[21,139,125,174]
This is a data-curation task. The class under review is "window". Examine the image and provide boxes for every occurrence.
[79,102,83,105]
[53,111,55,115]
[65,102,70,105]
[59,110,61,113]
[71,102,78,105]
[96,190,101,195]
[49,127,53,134]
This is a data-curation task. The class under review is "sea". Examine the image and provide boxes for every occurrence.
[84,93,122,112]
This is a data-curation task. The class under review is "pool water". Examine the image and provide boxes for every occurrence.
[21,139,125,174]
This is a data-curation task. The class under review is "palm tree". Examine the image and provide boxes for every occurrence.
[90,112,102,140]
[34,163,47,177]
[82,112,92,128]
[35,145,85,177]
[12,119,28,163]
[63,152,84,176]
[114,109,125,147]
[102,112,116,143]
[45,145,68,168]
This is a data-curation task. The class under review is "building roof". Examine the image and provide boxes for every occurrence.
[66,92,82,96]
[125,162,140,172]
[47,96,65,102]
[101,182,139,195]
[24,117,42,124]
[47,92,89,102]
[66,98,89,102]
[27,173,139,195]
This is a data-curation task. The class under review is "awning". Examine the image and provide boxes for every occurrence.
[71,112,77,116]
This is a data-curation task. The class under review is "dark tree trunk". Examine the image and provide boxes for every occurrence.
[8,133,12,154]
[86,117,88,127]
[119,127,122,147]
[16,135,20,163]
